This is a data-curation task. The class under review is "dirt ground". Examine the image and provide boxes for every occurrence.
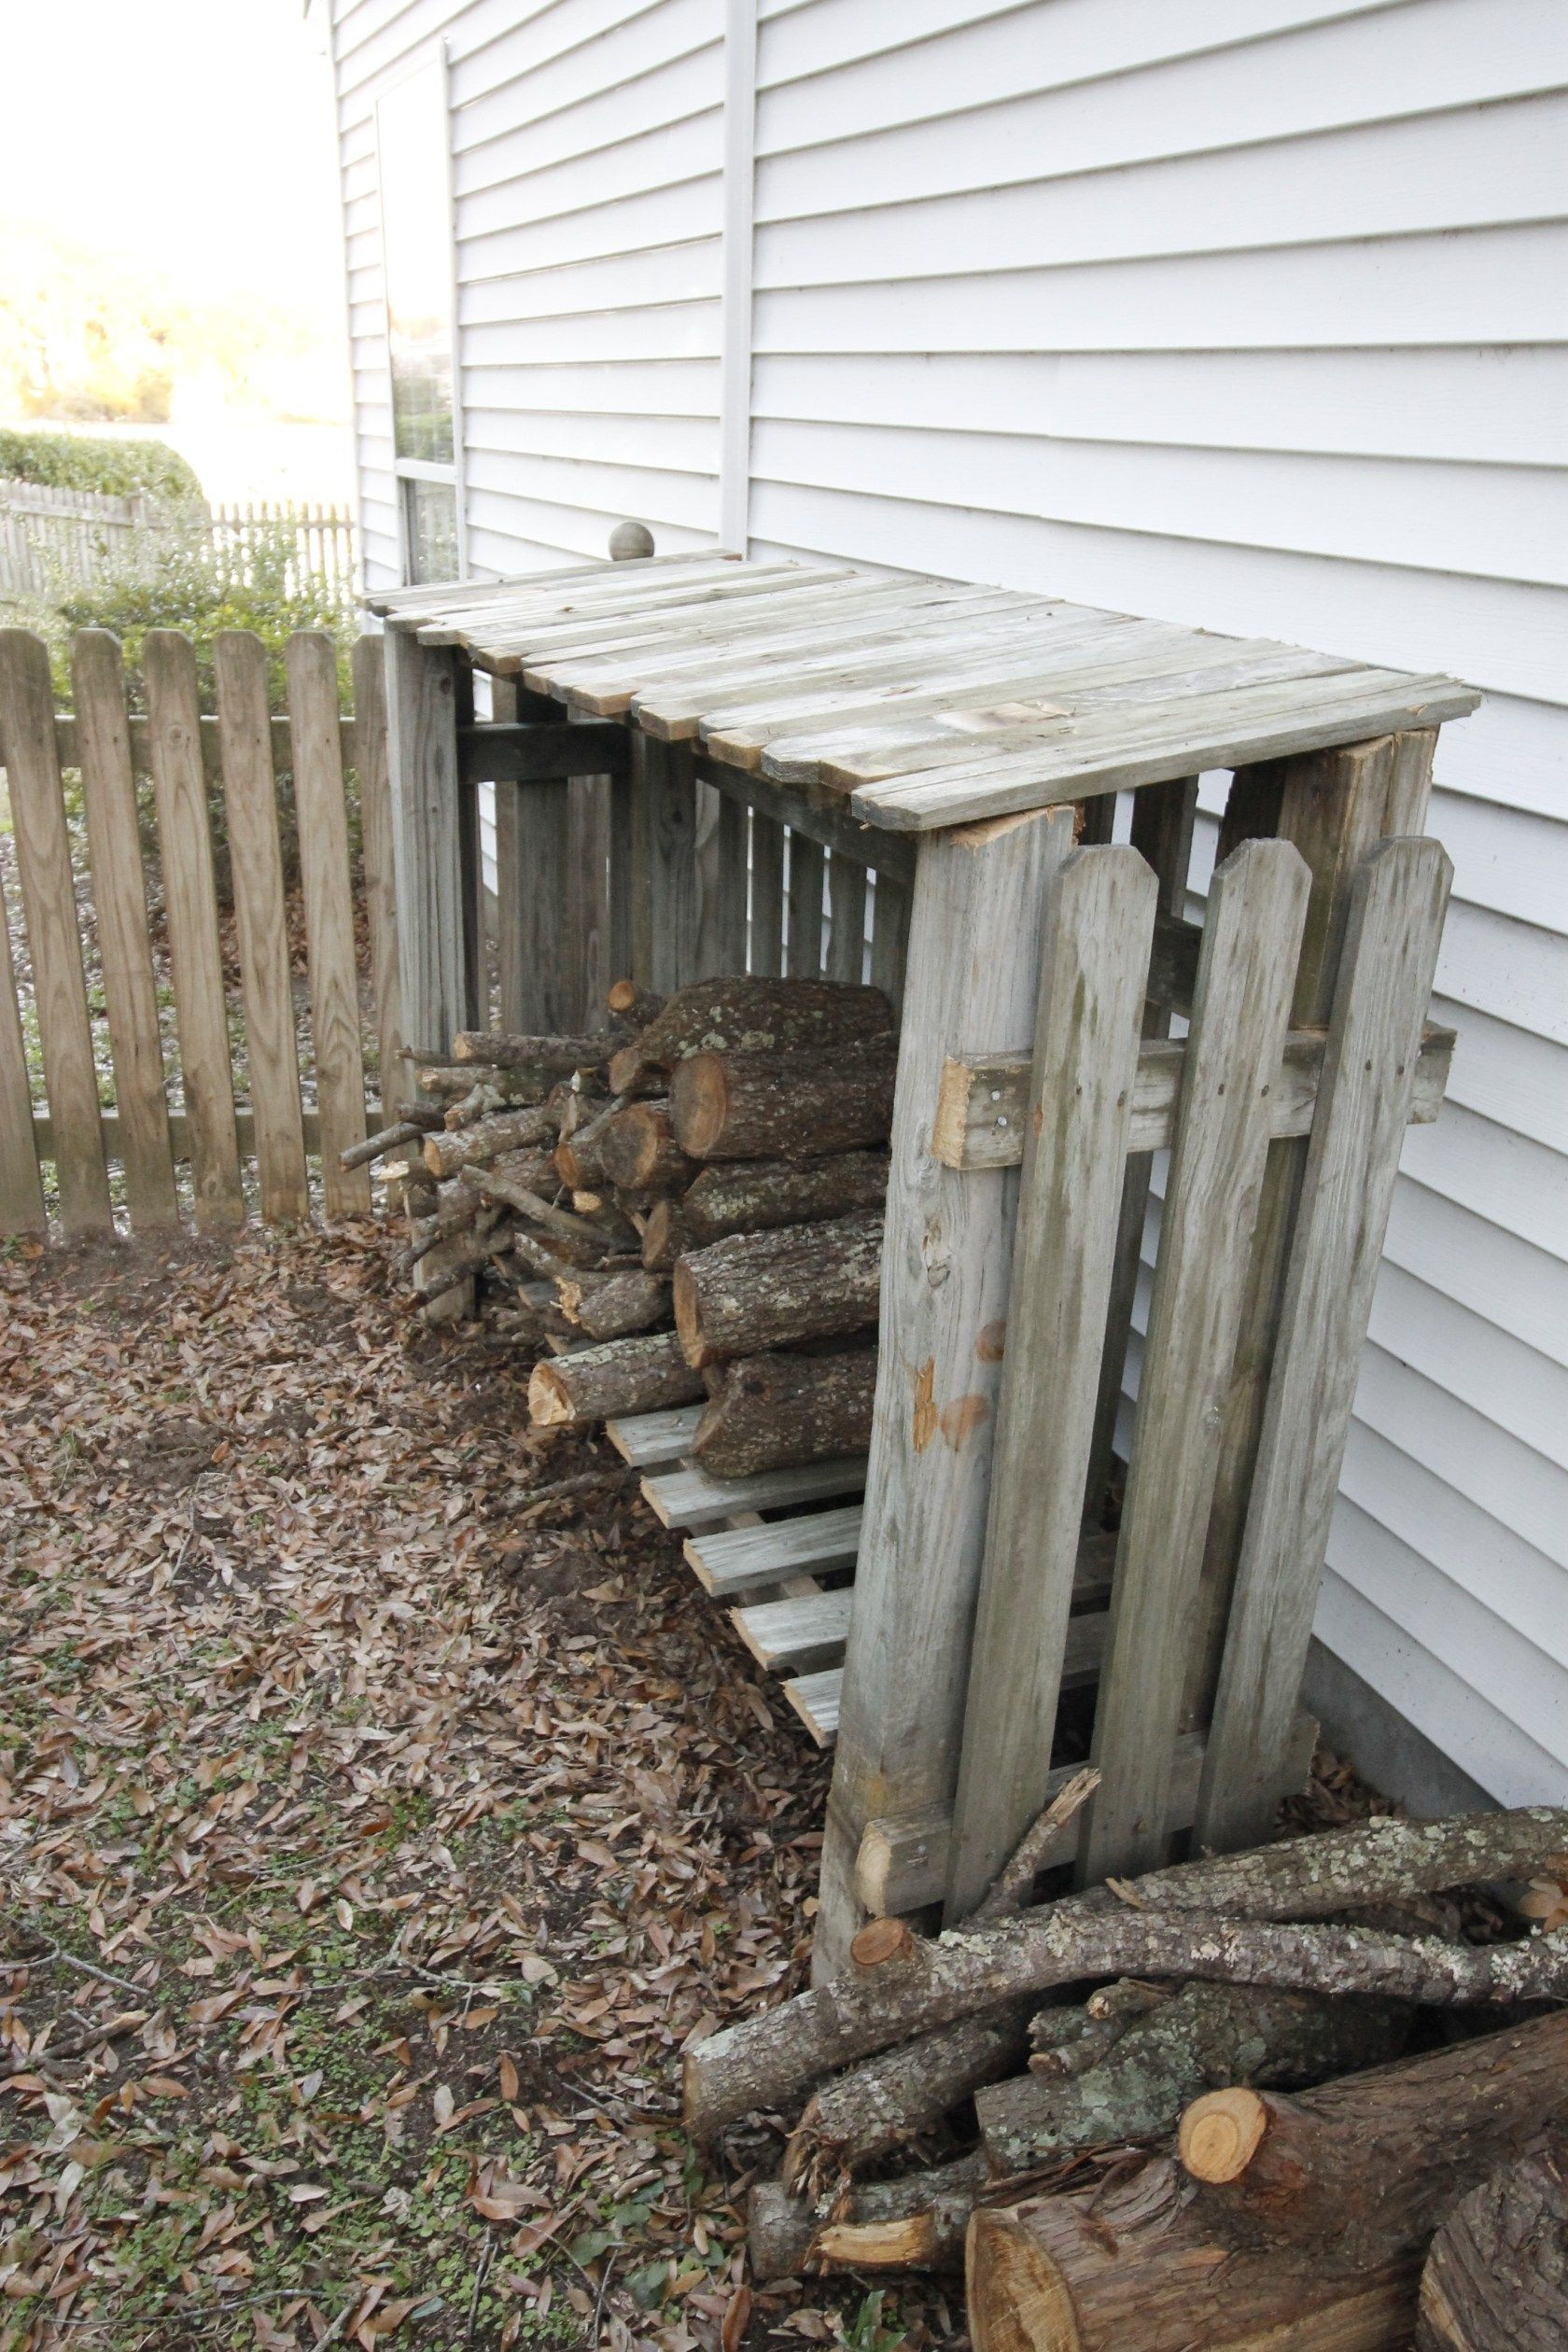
[0,1222,949,2352]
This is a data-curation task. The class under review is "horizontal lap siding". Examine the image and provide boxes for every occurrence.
[329,0,723,590]
[753,0,1568,1797]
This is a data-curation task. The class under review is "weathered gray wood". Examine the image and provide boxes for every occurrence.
[456,719,628,781]
[694,784,748,976]
[693,753,917,886]
[352,635,404,1116]
[826,850,868,983]
[934,1022,1452,1170]
[1198,838,1453,1851]
[0,854,46,1236]
[749,810,784,977]
[638,735,700,993]
[53,708,363,788]
[70,629,177,1227]
[214,631,309,1224]
[565,764,613,1030]
[142,629,244,1232]
[868,868,911,1010]
[603,1401,705,1469]
[786,831,825,977]
[0,629,113,1236]
[383,629,466,1057]
[1188,731,1437,1737]
[685,1504,864,1599]
[1079,839,1310,1884]
[1083,776,1197,1524]
[816,805,1074,1980]
[455,662,483,1034]
[287,632,371,1216]
[488,677,528,1034]
[786,1668,844,1746]
[734,1589,854,1674]
[944,846,1158,1923]
[848,673,1475,831]
[641,1454,867,1533]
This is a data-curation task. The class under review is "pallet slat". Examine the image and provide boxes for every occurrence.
[605,1403,706,1469]
[640,1455,867,1533]
[685,1505,863,1598]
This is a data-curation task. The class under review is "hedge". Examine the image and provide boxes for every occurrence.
[0,427,202,503]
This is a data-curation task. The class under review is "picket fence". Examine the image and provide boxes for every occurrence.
[0,481,357,599]
[0,625,399,1240]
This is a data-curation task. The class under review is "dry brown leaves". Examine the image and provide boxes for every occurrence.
[0,1225,932,2352]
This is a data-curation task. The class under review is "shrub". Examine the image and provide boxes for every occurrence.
[0,427,202,504]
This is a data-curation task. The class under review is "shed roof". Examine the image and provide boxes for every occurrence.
[367,554,1478,833]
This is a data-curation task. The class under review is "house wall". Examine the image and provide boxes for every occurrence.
[326,0,1568,1805]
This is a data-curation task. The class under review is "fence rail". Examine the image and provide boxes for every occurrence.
[0,480,357,599]
[0,624,399,1240]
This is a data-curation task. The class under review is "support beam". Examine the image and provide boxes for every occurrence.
[384,629,467,1058]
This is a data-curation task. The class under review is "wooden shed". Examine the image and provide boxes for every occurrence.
[370,550,1477,1967]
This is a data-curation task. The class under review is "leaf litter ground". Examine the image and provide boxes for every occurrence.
[0,1223,946,2352]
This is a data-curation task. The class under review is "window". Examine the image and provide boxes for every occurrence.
[376,57,462,584]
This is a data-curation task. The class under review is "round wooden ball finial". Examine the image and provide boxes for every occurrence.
[1178,2085,1270,2183]
[609,518,655,561]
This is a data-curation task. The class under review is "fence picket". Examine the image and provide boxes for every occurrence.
[215,631,309,1223]
[1080,838,1310,1884]
[0,629,113,1235]
[868,868,911,1008]
[0,865,46,1236]
[71,630,178,1227]
[786,832,824,977]
[287,632,370,1215]
[749,813,784,976]
[944,844,1156,1922]
[143,629,244,1229]
[1197,838,1453,1850]
[352,636,404,1114]
[826,848,867,983]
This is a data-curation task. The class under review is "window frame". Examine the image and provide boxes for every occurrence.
[374,44,468,586]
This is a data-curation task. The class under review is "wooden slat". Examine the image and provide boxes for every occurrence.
[734,1589,853,1673]
[70,629,177,1227]
[786,832,824,977]
[214,632,308,1225]
[141,632,243,1230]
[384,631,465,1057]
[868,869,911,1010]
[749,812,784,978]
[780,642,1358,791]
[826,851,867,984]
[716,791,749,973]
[456,721,628,782]
[604,1402,705,1468]
[351,637,403,1117]
[694,753,915,885]
[643,737,700,993]
[640,1455,867,1533]
[0,630,112,1235]
[785,1669,843,1747]
[0,860,46,1236]
[1080,840,1310,1885]
[287,632,370,1216]
[413,556,754,639]
[816,805,1074,1978]
[515,575,934,690]
[54,710,360,787]
[849,672,1477,832]
[945,845,1157,1923]
[565,767,613,1031]
[1198,839,1452,1852]
[685,1505,864,1598]
[1083,777,1197,1523]
[934,1019,1453,1171]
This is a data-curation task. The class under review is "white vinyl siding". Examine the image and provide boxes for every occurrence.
[328,0,1568,1802]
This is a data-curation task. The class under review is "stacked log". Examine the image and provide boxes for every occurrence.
[506,975,898,1465]
[671,1803,1568,2305]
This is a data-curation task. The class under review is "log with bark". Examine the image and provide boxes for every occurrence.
[555,1268,671,1341]
[692,1346,877,1479]
[341,1113,443,1171]
[967,2011,1568,2352]
[552,1099,622,1191]
[673,1210,884,1369]
[683,1809,1568,2138]
[608,980,666,1030]
[597,1102,697,1195]
[639,1199,695,1272]
[977,1979,1409,2178]
[682,1152,888,1243]
[751,2153,990,2283]
[423,1106,559,1181]
[452,1029,611,1072]
[669,1040,898,1163]
[784,2003,1033,2193]
[1416,2139,1568,2351]
[528,1332,708,1427]
[416,1062,546,1105]
[609,975,895,1095]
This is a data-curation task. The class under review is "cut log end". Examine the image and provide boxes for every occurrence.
[669,1052,729,1158]
[967,2210,1079,2352]
[527,1362,573,1426]
[672,1257,705,1365]
[1179,2086,1270,2184]
[850,1916,916,1971]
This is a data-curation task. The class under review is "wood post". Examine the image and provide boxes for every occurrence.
[383,626,467,1060]
[945,846,1159,1919]
[814,805,1073,1980]
[287,632,371,1216]
[351,635,405,1117]
[1197,836,1452,1848]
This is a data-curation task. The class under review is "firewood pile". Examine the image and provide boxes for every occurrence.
[678,1791,1568,2350]
[356,976,896,1482]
